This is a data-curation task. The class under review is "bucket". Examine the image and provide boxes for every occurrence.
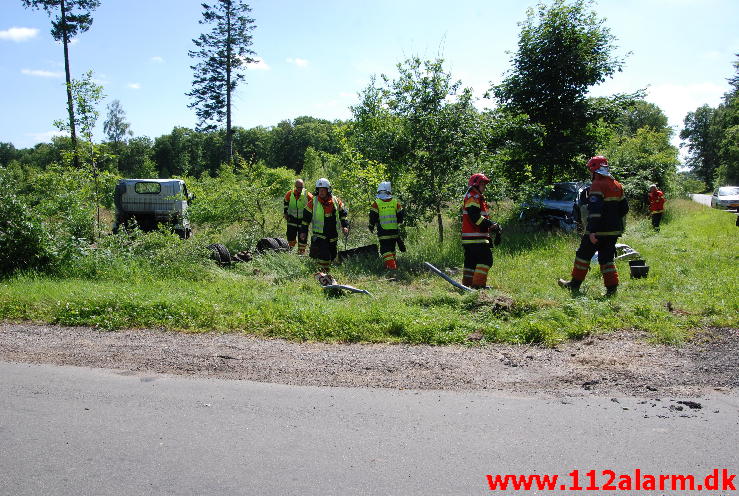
[629,259,649,278]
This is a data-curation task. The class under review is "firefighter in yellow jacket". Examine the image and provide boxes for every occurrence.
[283,179,313,254]
[461,173,502,289]
[300,178,349,272]
[558,156,629,296]
[369,181,404,270]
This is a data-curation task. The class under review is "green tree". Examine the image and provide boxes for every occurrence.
[354,57,485,243]
[615,100,669,136]
[0,142,19,167]
[603,127,679,208]
[187,0,256,162]
[103,99,133,145]
[680,105,722,189]
[118,137,156,177]
[22,0,101,168]
[491,0,625,183]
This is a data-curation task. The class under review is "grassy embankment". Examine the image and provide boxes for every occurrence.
[0,199,736,345]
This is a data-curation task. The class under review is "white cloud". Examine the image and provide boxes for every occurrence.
[646,82,728,128]
[0,27,38,42]
[247,57,270,70]
[127,82,141,90]
[26,130,67,142]
[21,68,63,78]
[286,57,309,68]
[150,56,164,63]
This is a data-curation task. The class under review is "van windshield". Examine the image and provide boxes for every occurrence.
[718,187,739,196]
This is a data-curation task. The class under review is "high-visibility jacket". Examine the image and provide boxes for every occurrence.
[461,188,494,244]
[369,198,404,240]
[283,189,312,226]
[586,174,629,236]
[302,195,348,242]
[648,190,666,213]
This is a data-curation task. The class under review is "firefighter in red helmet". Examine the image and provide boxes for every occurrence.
[461,173,502,289]
[558,156,629,296]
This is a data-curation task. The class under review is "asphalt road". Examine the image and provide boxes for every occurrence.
[2,362,737,495]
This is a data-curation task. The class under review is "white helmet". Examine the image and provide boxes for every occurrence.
[315,177,332,194]
[377,181,392,200]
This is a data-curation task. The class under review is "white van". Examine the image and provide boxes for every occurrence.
[113,179,192,238]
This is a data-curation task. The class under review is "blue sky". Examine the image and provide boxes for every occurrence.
[1,0,738,159]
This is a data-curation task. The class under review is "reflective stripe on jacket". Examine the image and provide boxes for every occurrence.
[461,189,493,244]
[369,198,404,240]
[586,175,629,236]
[303,195,347,242]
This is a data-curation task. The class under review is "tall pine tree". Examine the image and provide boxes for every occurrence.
[22,0,101,168]
[187,0,256,163]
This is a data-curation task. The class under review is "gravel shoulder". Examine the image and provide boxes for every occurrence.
[1,323,737,397]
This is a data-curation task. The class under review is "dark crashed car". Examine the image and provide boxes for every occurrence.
[519,182,590,230]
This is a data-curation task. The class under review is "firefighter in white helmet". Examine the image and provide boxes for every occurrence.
[368,181,404,270]
[300,178,349,272]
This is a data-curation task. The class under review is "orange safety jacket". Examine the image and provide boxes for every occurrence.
[586,174,629,236]
[461,188,494,244]
[648,190,666,213]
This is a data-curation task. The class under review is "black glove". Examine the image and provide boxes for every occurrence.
[494,231,502,246]
[368,224,375,233]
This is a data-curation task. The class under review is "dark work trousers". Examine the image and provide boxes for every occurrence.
[463,242,493,287]
[651,212,663,229]
[286,224,299,243]
[310,236,338,271]
[572,235,619,288]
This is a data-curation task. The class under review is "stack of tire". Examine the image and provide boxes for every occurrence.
[207,243,231,265]
[255,237,289,253]
[207,237,289,266]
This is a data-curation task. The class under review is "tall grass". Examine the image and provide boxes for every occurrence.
[1,200,736,345]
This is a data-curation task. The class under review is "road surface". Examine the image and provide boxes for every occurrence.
[2,361,737,495]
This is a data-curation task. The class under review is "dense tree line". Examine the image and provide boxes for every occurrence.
[0,116,343,178]
[5,0,684,210]
[680,55,739,189]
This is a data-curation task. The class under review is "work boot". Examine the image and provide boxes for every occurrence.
[605,285,618,297]
[557,278,582,294]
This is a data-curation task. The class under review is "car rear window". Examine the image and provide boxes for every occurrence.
[547,186,577,202]
[135,182,162,194]
[718,187,739,196]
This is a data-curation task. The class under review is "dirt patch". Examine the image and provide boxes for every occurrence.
[0,323,737,396]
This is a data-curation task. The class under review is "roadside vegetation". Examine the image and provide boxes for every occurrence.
[3,1,736,345]
[0,197,736,345]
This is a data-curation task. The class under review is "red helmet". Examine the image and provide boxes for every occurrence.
[468,173,490,188]
[586,156,608,173]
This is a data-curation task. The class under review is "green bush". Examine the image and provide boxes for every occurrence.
[0,182,51,276]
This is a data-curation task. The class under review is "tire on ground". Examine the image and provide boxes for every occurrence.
[256,237,282,253]
[274,237,289,249]
[207,243,231,265]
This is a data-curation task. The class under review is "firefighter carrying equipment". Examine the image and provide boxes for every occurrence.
[302,193,349,272]
[561,158,628,293]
